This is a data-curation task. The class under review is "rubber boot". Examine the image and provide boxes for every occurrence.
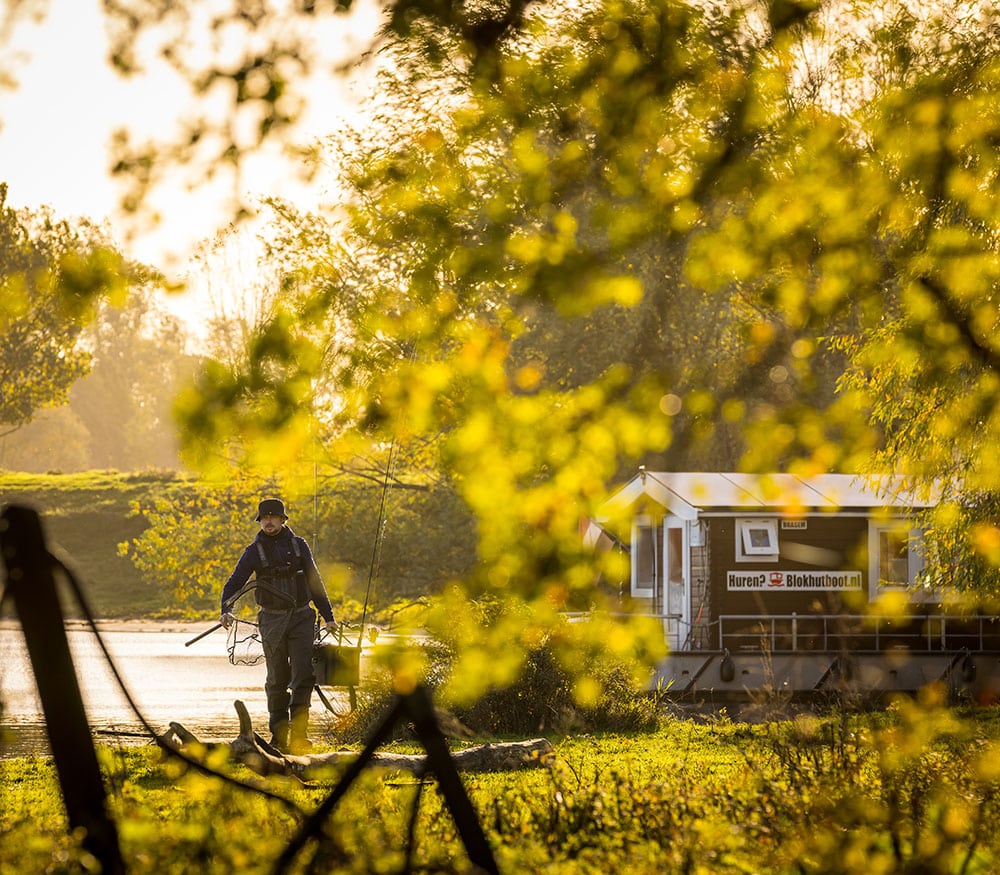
[289,710,312,754]
[269,719,289,752]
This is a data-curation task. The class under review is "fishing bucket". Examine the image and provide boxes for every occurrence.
[313,643,361,687]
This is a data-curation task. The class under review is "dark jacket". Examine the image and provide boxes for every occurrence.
[221,526,334,623]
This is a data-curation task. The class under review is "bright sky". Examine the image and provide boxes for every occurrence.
[0,0,381,301]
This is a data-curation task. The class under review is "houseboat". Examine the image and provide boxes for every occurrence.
[588,470,1000,700]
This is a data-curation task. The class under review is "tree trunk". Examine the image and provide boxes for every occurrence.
[158,700,554,781]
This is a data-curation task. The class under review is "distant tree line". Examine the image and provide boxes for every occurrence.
[0,185,199,473]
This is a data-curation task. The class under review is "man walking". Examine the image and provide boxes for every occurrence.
[220,498,336,753]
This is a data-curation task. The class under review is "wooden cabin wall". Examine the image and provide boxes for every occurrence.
[708,516,869,618]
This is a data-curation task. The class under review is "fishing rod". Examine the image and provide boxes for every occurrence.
[309,433,400,712]
[354,342,414,646]
[357,434,400,647]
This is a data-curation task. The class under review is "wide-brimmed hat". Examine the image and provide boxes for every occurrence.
[255,498,288,521]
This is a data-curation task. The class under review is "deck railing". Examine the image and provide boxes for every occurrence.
[593,611,1000,653]
[715,613,1000,654]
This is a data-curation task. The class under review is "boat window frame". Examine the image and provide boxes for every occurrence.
[868,519,926,592]
[735,517,779,562]
[631,514,657,597]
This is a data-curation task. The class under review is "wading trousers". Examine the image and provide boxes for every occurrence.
[258,605,316,742]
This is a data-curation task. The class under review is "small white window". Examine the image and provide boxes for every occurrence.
[868,521,928,596]
[631,516,656,597]
[736,518,779,561]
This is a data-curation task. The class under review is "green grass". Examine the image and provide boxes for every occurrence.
[1,470,195,617]
[0,725,756,874]
[5,703,1000,873]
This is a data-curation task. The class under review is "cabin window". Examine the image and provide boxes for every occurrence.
[879,530,909,585]
[736,518,779,561]
[664,523,688,650]
[631,516,656,597]
[666,526,684,586]
[869,521,926,591]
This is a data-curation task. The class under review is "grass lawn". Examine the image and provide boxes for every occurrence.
[4,700,1000,873]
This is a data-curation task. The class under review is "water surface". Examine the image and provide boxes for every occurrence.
[0,621,354,759]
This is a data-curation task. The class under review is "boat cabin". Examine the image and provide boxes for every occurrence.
[590,471,1000,698]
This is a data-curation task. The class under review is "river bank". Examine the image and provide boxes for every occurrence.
[0,620,323,759]
[0,618,216,633]
[0,617,216,636]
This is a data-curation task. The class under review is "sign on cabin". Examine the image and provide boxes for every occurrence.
[726,570,863,591]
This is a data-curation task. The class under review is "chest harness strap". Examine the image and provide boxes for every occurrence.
[255,538,302,609]
[255,538,302,566]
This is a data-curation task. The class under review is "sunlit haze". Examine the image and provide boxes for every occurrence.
[0,0,381,330]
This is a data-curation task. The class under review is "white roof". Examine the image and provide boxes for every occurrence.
[600,471,937,521]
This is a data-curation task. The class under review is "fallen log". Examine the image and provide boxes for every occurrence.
[163,700,555,781]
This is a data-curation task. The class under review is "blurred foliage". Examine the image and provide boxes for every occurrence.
[741,688,1000,873]
[325,632,661,744]
[438,635,664,735]
[9,1,1000,869]
[12,0,1000,723]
